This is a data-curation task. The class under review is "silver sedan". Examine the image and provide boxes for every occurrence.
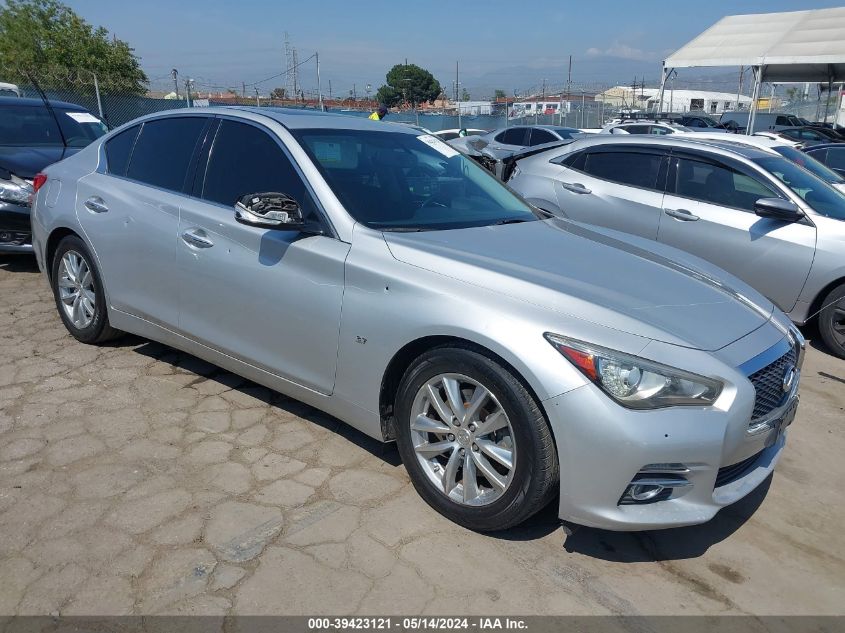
[509,134,845,359]
[31,108,803,531]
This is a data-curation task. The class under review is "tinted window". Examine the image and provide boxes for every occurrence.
[649,125,672,135]
[553,128,578,139]
[127,117,206,192]
[105,125,140,177]
[774,146,844,185]
[825,147,845,170]
[754,155,845,220]
[437,132,459,141]
[776,116,791,126]
[623,125,651,134]
[293,129,537,230]
[581,151,662,190]
[498,128,527,145]
[201,120,316,217]
[672,157,780,211]
[529,129,556,146]
[0,104,103,147]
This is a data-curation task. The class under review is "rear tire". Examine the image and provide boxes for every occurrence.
[50,235,121,344]
[395,345,558,532]
[818,283,845,359]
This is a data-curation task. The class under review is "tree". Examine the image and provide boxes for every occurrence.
[270,87,287,100]
[0,0,147,94]
[461,88,470,101]
[494,89,506,100]
[375,63,441,108]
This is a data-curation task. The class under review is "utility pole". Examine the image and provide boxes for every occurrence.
[255,87,260,107]
[172,68,179,98]
[456,60,462,130]
[242,82,246,99]
[566,55,572,126]
[316,51,323,111]
[184,78,193,107]
[736,65,744,110]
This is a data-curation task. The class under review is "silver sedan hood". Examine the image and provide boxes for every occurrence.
[383,219,774,351]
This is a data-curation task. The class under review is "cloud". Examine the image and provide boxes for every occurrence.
[585,42,660,62]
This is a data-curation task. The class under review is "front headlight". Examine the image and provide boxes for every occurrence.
[545,333,722,409]
[0,173,33,206]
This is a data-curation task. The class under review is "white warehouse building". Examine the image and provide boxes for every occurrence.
[646,89,752,114]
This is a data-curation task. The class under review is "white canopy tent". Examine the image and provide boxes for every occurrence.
[657,7,845,132]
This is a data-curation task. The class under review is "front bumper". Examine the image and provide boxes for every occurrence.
[544,332,802,531]
[0,201,33,253]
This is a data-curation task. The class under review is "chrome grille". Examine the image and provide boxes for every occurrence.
[748,345,797,420]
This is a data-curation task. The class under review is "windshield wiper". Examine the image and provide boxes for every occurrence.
[492,218,530,226]
[377,226,428,232]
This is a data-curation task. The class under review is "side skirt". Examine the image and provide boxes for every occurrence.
[108,308,385,442]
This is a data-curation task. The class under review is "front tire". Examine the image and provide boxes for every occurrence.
[395,346,558,531]
[818,283,845,359]
[50,235,121,344]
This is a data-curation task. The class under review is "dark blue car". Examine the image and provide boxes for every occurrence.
[0,97,107,253]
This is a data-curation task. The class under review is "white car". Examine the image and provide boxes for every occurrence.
[601,122,693,135]
[433,128,486,141]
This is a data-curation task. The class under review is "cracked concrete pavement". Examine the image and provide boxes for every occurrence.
[0,255,843,616]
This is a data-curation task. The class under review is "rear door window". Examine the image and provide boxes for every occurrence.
[126,117,207,192]
[104,125,140,177]
[580,150,664,190]
[497,128,528,145]
[623,125,651,134]
[528,128,557,146]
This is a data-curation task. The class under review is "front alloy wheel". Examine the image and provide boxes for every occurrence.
[410,373,516,506]
[395,346,558,532]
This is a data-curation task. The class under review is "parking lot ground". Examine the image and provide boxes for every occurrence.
[0,254,843,617]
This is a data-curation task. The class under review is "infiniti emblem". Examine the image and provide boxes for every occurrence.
[782,364,797,393]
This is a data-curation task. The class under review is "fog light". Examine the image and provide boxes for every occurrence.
[628,483,665,501]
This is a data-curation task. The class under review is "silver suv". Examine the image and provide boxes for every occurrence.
[32,108,803,531]
[509,135,845,358]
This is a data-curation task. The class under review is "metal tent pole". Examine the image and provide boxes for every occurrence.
[747,66,763,135]
[655,63,669,118]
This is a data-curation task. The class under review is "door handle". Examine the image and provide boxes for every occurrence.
[181,229,214,248]
[560,182,592,194]
[84,196,108,213]
[664,208,699,221]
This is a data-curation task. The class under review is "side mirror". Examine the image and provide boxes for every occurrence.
[234,192,305,229]
[754,197,804,222]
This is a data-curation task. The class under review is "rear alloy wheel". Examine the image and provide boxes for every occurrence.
[50,235,121,344]
[819,283,845,359]
[395,346,558,531]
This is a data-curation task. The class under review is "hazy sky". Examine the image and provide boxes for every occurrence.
[65,0,842,97]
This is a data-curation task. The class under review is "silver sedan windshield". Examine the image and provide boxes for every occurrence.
[292,129,538,230]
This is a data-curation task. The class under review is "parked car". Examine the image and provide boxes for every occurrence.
[675,113,729,130]
[0,82,21,97]
[804,143,845,178]
[601,122,693,135]
[32,108,804,531]
[433,128,486,141]
[763,127,845,147]
[0,96,107,253]
[689,132,845,194]
[719,111,803,134]
[451,125,580,155]
[508,134,845,358]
